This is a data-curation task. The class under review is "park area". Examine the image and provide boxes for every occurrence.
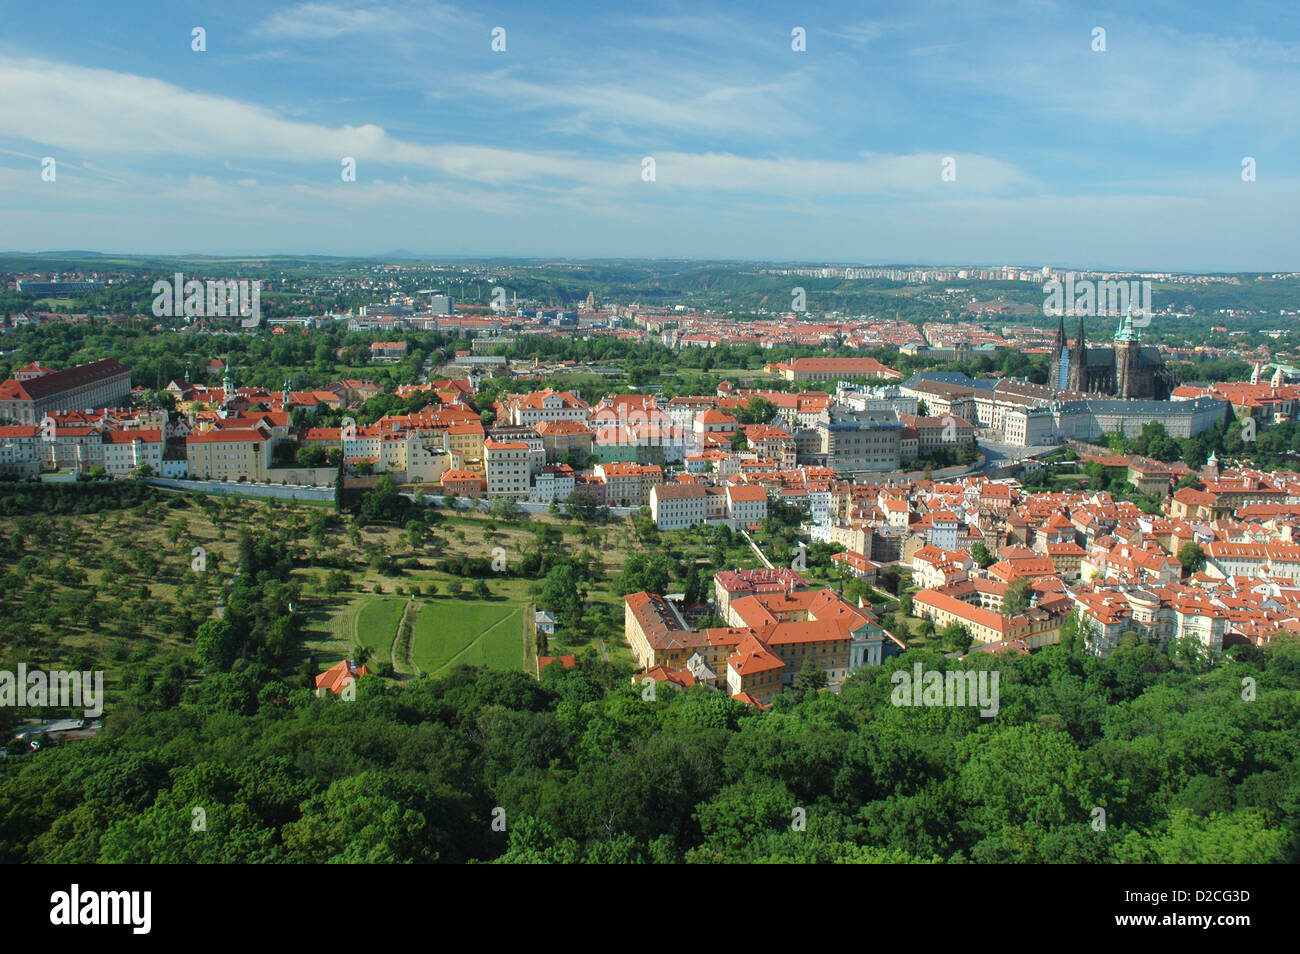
[304,590,529,677]
[408,600,526,675]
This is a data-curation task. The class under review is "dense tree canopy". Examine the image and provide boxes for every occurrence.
[3,636,1298,864]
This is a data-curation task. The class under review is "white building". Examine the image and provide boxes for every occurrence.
[484,439,531,499]
[529,464,576,503]
[651,482,707,529]
[725,484,768,529]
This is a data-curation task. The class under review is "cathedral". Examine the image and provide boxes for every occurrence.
[1050,309,1173,400]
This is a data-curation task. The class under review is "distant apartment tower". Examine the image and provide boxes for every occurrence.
[16,280,106,295]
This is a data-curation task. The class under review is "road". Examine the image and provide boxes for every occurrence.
[739,529,775,569]
[975,439,1064,469]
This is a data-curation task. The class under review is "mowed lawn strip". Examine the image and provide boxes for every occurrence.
[411,599,523,675]
[354,596,409,658]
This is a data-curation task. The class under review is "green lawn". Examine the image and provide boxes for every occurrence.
[355,596,409,656]
[410,599,526,675]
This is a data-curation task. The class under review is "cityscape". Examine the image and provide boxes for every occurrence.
[0,0,1295,909]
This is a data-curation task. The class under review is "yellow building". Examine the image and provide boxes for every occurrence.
[186,426,273,481]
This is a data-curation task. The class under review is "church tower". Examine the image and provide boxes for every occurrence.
[1053,311,1067,389]
[1251,363,1261,385]
[1068,315,1088,392]
[222,361,236,415]
[1113,305,1141,400]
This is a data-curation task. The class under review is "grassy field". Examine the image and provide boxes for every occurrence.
[3,482,781,695]
[410,600,525,675]
[355,596,408,657]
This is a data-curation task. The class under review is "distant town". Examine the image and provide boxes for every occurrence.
[4,258,1299,712]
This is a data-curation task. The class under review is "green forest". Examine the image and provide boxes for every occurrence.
[3,619,1296,863]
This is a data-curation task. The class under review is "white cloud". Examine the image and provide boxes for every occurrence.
[0,56,1032,200]
[253,2,460,40]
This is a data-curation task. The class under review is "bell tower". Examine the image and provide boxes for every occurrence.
[1053,311,1067,389]
[1068,315,1087,392]
[1113,304,1140,399]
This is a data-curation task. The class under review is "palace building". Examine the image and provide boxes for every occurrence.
[0,358,132,425]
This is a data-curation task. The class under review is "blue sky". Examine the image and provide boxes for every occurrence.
[1,0,1297,270]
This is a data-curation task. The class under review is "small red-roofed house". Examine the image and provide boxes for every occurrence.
[315,660,369,696]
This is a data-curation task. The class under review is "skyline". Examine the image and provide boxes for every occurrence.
[2,1,1298,269]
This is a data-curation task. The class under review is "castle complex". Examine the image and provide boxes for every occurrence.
[1051,309,1173,400]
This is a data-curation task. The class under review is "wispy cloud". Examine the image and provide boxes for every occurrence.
[0,56,1030,200]
[252,1,461,40]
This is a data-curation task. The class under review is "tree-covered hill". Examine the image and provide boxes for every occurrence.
[3,636,1296,864]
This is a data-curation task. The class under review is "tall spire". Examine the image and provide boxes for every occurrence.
[1114,302,1140,343]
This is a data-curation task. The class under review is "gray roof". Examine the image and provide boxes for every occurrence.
[902,371,981,391]
[1058,396,1228,414]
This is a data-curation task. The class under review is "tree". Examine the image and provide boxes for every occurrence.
[971,541,996,568]
[939,621,972,653]
[958,438,979,466]
[1002,577,1033,618]
[541,564,584,630]
[1057,608,1084,653]
[615,553,672,596]
[297,443,327,468]
[631,508,658,545]
[194,618,237,672]
[1083,460,1107,490]
[360,475,402,522]
[490,496,521,522]
[1177,541,1206,576]
[794,656,828,693]
[565,491,601,524]
[735,396,777,426]
[682,564,706,607]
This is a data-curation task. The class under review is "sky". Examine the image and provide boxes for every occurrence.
[1,0,1298,271]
